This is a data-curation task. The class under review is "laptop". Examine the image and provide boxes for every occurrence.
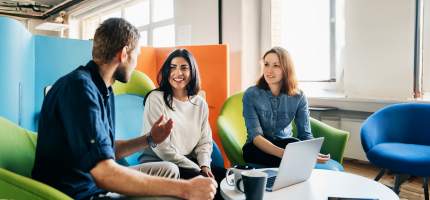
[263,137,324,192]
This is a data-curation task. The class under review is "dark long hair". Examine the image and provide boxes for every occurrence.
[144,49,201,110]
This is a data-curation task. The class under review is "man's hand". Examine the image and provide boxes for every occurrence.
[184,176,217,200]
[150,115,173,144]
[200,166,214,179]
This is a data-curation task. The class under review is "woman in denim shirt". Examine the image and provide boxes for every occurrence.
[242,47,330,167]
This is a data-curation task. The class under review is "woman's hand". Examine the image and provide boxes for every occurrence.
[200,166,214,178]
[317,153,330,163]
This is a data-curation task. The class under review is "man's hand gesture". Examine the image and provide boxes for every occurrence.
[150,115,173,144]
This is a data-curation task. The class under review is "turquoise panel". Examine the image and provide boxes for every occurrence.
[34,36,92,130]
[0,17,35,130]
[115,94,145,166]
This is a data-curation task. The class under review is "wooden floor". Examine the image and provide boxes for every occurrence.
[343,159,428,200]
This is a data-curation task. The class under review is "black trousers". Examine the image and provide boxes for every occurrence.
[242,137,300,167]
[179,161,226,200]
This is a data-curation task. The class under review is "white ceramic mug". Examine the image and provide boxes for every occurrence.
[225,165,254,191]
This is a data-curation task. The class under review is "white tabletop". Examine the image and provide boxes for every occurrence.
[220,169,399,200]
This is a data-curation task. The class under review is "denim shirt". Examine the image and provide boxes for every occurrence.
[243,86,313,144]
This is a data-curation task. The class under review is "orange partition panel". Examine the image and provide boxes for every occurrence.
[136,45,230,167]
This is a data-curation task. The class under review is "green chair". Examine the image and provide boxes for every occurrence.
[217,92,350,169]
[112,70,156,96]
[0,117,72,200]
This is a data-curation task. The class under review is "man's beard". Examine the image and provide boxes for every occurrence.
[114,63,129,83]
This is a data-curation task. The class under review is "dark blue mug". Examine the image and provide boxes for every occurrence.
[237,170,267,200]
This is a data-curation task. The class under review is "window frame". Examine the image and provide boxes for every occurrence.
[271,0,337,82]
[79,0,175,47]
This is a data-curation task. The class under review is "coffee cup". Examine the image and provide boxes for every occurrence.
[225,165,254,191]
[237,170,267,200]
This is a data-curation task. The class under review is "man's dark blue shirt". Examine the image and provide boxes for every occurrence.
[32,60,116,200]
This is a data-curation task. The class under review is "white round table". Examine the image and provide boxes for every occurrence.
[220,169,399,200]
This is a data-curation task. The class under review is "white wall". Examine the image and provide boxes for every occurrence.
[175,0,262,94]
[241,0,261,91]
[174,0,218,45]
[320,116,368,161]
[27,19,61,37]
[310,0,417,161]
[343,0,415,100]
[0,15,60,37]
[223,0,243,94]
[221,0,263,94]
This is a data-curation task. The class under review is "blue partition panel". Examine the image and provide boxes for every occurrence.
[0,17,35,130]
[34,36,92,129]
[0,16,93,131]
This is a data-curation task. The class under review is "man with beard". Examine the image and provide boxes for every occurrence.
[32,18,217,200]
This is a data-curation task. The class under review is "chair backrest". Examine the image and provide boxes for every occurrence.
[219,93,247,144]
[112,70,156,166]
[217,92,254,165]
[0,117,37,177]
[361,103,430,153]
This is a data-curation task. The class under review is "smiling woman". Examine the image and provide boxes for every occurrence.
[140,48,226,200]
[242,46,332,167]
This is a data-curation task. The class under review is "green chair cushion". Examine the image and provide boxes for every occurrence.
[0,117,72,199]
[0,168,72,200]
[112,70,156,97]
[0,117,37,177]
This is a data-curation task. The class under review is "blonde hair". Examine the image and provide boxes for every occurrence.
[256,46,299,96]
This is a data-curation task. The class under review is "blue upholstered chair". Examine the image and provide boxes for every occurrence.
[361,103,430,200]
[113,70,224,168]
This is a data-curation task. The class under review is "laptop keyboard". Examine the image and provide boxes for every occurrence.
[266,175,277,188]
[262,169,278,189]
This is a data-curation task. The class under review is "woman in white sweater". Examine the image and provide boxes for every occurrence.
[139,49,225,195]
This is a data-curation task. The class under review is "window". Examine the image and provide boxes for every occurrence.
[82,16,100,40]
[423,0,430,94]
[100,10,121,22]
[153,0,174,22]
[139,31,148,46]
[80,0,175,47]
[153,24,175,47]
[272,0,335,82]
[124,1,149,27]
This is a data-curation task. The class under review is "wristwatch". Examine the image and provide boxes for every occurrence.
[147,133,157,148]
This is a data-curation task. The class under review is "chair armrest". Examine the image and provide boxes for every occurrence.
[0,168,72,200]
[217,116,246,165]
[310,118,350,164]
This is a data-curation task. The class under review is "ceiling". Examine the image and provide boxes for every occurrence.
[0,0,84,19]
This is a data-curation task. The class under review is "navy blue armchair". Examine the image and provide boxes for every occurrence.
[361,103,430,200]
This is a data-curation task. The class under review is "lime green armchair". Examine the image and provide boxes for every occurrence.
[217,92,350,167]
[112,70,156,96]
[0,117,72,200]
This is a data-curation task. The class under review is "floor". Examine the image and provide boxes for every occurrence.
[343,159,428,200]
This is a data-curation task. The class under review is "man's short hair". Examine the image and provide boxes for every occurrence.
[92,18,140,63]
